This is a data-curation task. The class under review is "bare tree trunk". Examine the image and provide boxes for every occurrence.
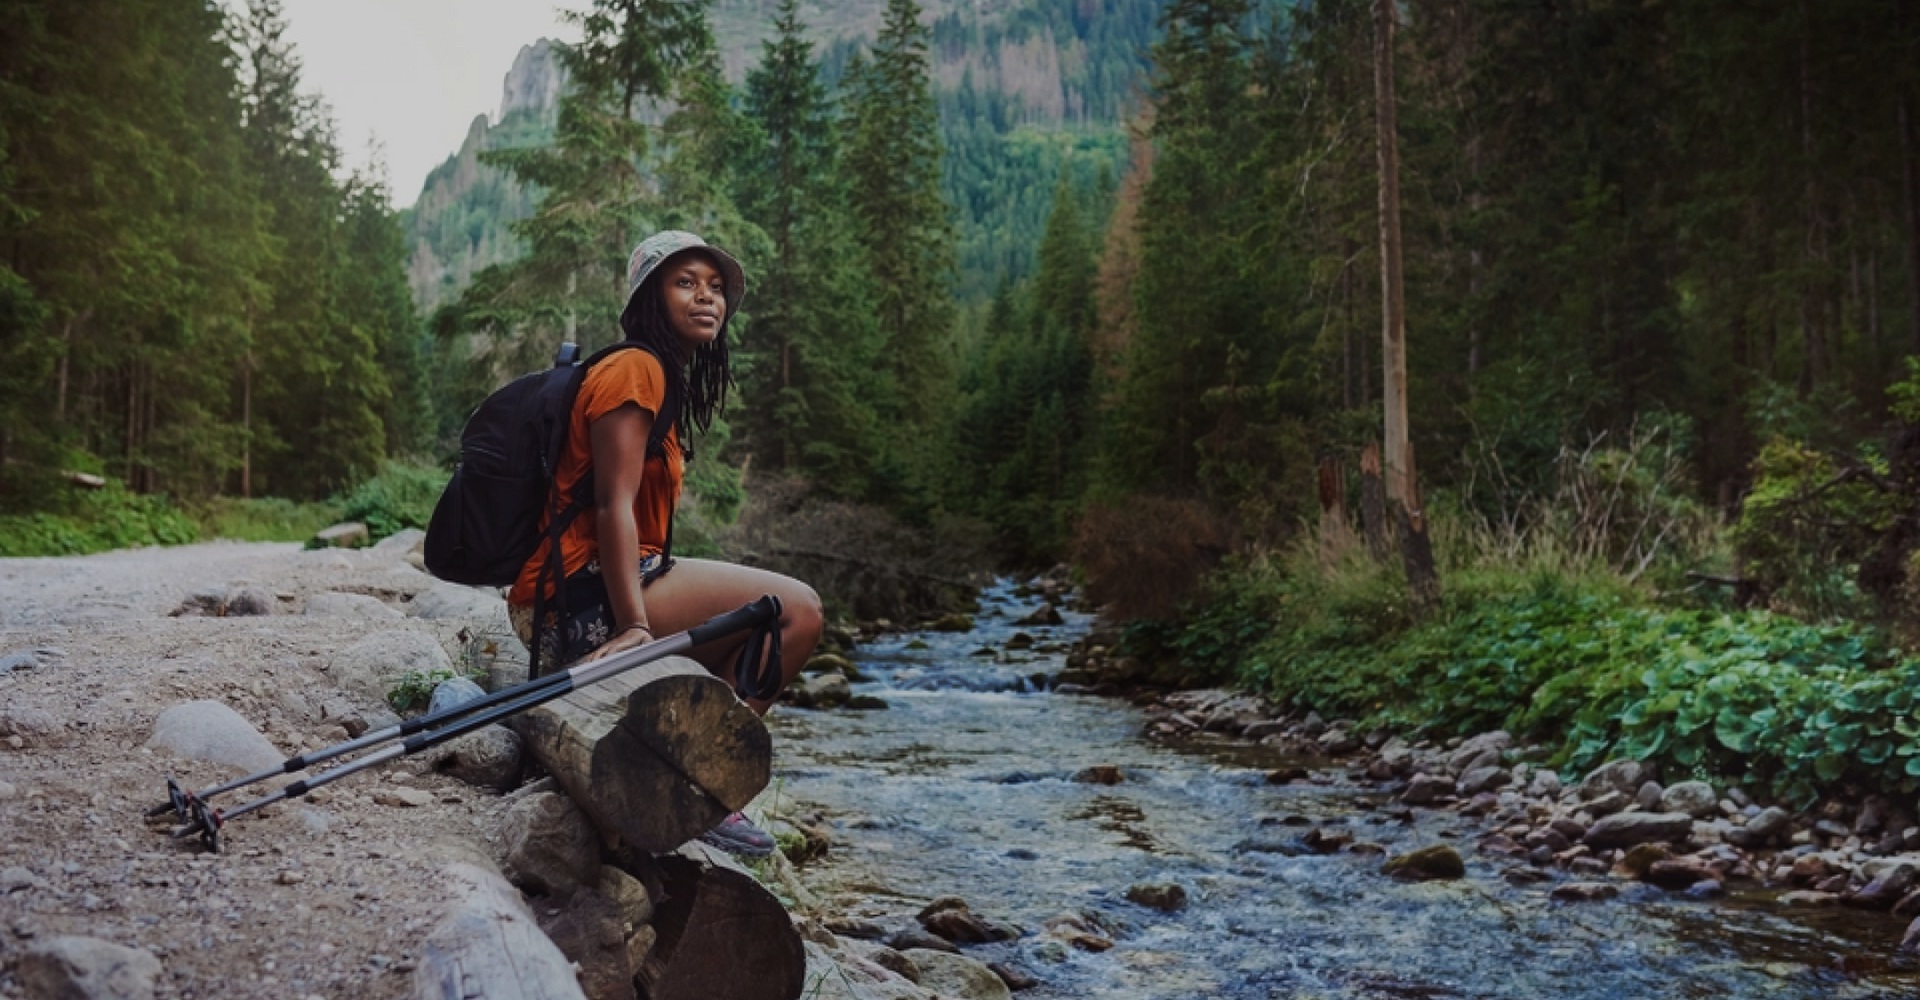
[1374,0,1439,609]
[1797,25,1827,392]
[1360,441,1390,561]
[1902,87,1920,356]
[55,316,73,423]
[1317,455,1353,566]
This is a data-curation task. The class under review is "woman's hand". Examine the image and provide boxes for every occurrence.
[583,624,653,663]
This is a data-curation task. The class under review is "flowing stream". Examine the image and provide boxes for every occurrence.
[768,581,1920,999]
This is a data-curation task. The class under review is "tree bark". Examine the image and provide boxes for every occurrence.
[1901,86,1920,357]
[626,842,807,1000]
[510,659,772,855]
[1359,441,1390,561]
[413,863,587,1000]
[1374,0,1410,508]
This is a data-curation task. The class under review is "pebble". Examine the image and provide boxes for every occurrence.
[1,867,42,892]
[373,787,435,808]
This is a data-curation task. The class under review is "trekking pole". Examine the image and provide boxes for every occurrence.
[150,593,785,851]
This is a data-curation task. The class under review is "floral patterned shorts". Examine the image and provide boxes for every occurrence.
[509,553,670,674]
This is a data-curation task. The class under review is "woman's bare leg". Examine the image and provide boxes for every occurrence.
[638,557,823,714]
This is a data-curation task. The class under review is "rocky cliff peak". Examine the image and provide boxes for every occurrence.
[499,39,565,123]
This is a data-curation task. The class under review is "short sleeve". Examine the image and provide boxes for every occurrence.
[578,349,668,425]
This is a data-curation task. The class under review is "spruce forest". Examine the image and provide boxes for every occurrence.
[8,0,1920,805]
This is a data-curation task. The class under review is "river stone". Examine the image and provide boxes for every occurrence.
[146,701,282,773]
[1457,766,1512,797]
[1015,603,1064,627]
[1659,781,1719,818]
[304,591,400,621]
[326,629,450,706]
[930,614,974,632]
[1401,773,1455,805]
[1527,769,1563,798]
[906,950,1012,1000]
[407,582,507,622]
[1319,729,1362,756]
[497,791,601,897]
[1635,780,1664,811]
[1781,890,1842,907]
[919,898,1003,944]
[18,936,162,1000]
[806,653,855,675]
[1579,759,1659,801]
[1646,857,1720,890]
[1846,864,1918,910]
[1447,731,1511,775]
[1619,843,1672,879]
[1583,811,1694,850]
[1382,844,1465,881]
[801,943,925,1000]
[1124,881,1189,912]
[885,927,959,955]
[1584,790,1632,817]
[839,938,921,984]
[1550,882,1619,903]
[793,673,852,709]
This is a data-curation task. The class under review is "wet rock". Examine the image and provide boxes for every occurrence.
[1578,759,1658,801]
[1478,833,1525,858]
[930,614,974,632]
[1459,792,1500,818]
[1301,828,1353,854]
[1265,767,1309,784]
[839,938,920,983]
[792,673,852,710]
[1550,882,1619,903]
[1071,765,1125,785]
[1015,604,1064,627]
[1382,844,1465,881]
[314,521,369,548]
[1897,889,1920,918]
[1645,858,1720,890]
[1726,805,1793,848]
[146,701,283,773]
[1318,729,1361,756]
[1780,890,1842,908]
[905,949,1013,1000]
[304,591,401,621]
[1233,837,1309,856]
[1583,811,1694,850]
[1124,882,1188,912]
[846,694,890,711]
[1789,853,1842,886]
[1401,773,1455,805]
[18,935,162,1000]
[1618,843,1672,879]
[988,962,1039,992]
[805,653,855,675]
[496,791,601,897]
[918,898,1009,944]
[1904,916,1920,953]
[826,918,888,941]
[1845,864,1918,910]
[1242,721,1289,741]
[1659,781,1719,819]
[886,927,959,955]
[1457,766,1511,797]
[1684,879,1725,899]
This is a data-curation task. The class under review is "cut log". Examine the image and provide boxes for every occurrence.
[511,657,771,855]
[414,862,586,1000]
[631,842,806,1000]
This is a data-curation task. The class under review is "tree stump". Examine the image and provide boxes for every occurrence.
[510,657,771,855]
[629,843,806,1000]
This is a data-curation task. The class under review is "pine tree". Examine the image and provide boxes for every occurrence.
[841,0,957,431]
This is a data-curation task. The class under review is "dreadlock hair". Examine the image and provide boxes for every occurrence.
[619,254,735,461]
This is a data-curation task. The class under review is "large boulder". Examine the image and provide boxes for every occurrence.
[146,701,282,773]
[1658,781,1719,819]
[414,863,586,1000]
[496,791,602,898]
[325,629,451,705]
[1446,731,1511,776]
[903,949,1013,1000]
[1583,811,1694,850]
[303,591,402,621]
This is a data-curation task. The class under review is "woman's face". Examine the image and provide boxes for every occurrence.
[660,253,727,349]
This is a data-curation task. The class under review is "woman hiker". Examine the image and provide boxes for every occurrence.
[506,230,823,857]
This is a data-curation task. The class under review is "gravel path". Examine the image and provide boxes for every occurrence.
[0,539,510,1000]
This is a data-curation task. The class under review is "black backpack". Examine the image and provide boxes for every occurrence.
[425,341,680,668]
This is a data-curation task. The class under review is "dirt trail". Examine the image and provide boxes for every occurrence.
[0,539,508,1000]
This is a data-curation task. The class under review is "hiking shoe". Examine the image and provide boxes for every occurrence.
[698,812,776,858]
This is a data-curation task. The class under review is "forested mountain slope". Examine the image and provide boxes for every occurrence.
[398,0,1165,313]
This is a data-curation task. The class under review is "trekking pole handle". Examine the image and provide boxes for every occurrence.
[687,593,783,648]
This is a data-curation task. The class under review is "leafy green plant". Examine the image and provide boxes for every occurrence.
[0,481,198,556]
[385,665,486,715]
[336,461,450,542]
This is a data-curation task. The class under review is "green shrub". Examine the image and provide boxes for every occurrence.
[336,461,449,542]
[193,496,341,542]
[0,481,198,557]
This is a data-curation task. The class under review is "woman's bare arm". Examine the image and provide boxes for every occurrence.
[585,401,654,659]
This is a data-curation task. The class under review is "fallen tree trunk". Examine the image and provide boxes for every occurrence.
[629,842,806,1000]
[510,657,771,855]
[414,862,587,1000]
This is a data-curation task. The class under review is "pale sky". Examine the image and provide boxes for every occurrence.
[243,1,581,208]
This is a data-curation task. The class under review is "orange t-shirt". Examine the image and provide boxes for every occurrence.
[507,348,683,606]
